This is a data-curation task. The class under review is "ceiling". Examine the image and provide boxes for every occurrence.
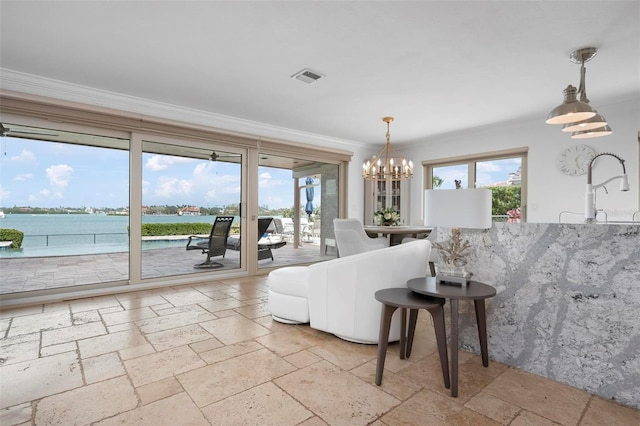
[1,1,638,148]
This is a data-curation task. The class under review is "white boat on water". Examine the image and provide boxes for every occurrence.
[0,211,5,218]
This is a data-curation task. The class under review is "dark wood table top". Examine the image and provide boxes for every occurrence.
[407,277,496,300]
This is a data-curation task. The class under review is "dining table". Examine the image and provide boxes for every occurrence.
[363,225,432,245]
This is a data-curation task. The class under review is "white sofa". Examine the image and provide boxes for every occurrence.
[267,239,432,343]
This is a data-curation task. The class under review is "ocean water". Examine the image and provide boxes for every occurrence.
[0,214,222,258]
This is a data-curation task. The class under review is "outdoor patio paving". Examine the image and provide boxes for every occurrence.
[0,241,334,295]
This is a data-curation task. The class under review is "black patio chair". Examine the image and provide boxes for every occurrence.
[186,215,234,269]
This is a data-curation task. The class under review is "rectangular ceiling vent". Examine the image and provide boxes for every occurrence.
[291,68,324,84]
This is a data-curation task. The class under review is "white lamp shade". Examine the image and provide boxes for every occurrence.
[424,189,493,229]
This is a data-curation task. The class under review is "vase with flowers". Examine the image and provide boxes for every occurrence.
[374,207,400,226]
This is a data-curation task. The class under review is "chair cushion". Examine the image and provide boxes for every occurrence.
[267,267,309,298]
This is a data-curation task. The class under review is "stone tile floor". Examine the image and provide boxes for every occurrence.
[1,276,639,425]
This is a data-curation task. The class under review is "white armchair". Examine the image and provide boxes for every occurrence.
[267,239,432,343]
[333,218,389,257]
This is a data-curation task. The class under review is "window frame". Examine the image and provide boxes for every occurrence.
[423,147,528,222]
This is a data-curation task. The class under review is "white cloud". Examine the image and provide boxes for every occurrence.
[46,164,73,188]
[14,173,33,181]
[154,176,192,198]
[476,161,501,172]
[10,149,36,164]
[0,187,10,201]
[145,155,195,171]
[260,172,272,179]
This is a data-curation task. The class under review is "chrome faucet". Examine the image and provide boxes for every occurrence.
[585,153,630,223]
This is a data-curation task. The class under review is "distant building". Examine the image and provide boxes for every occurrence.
[178,206,201,216]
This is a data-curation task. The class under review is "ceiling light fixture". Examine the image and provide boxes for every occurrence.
[546,47,611,138]
[362,117,413,181]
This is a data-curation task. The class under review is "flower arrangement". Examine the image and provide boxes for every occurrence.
[374,207,400,226]
[507,207,521,223]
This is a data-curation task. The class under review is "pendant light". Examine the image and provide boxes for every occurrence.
[546,47,611,138]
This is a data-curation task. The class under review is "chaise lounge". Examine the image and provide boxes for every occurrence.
[226,217,287,261]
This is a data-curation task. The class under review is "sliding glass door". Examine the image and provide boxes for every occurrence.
[0,124,130,295]
[140,139,244,279]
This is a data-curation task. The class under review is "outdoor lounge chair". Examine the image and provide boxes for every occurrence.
[186,215,234,269]
[226,217,287,261]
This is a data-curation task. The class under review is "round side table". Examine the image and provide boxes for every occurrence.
[407,277,496,397]
[374,287,449,390]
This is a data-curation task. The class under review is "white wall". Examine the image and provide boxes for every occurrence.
[389,98,640,224]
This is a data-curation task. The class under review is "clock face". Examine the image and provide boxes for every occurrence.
[557,144,596,176]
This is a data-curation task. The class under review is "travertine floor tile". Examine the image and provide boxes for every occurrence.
[0,338,39,365]
[381,388,501,425]
[483,367,590,426]
[136,307,217,334]
[199,315,270,345]
[0,402,31,426]
[179,348,295,407]
[145,323,213,351]
[256,328,325,357]
[465,392,522,424]
[0,351,82,409]
[78,328,147,358]
[41,320,107,346]
[137,376,184,405]
[201,382,313,425]
[82,352,125,384]
[350,361,423,401]
[307,338,377,370]
[7,310,71,337]
[161,289,212,306]
[275,360,400,426]
[101,306,157,326]
[580,396,640,425]
[34,376,137,425]
[124,345,205,387]
[2,276,639,425]
[95,392,209,426]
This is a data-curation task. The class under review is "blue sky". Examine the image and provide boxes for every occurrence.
[1,137,520,209]
[1,138,295,209]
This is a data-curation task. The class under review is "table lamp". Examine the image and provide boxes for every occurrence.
[424,189,492,286]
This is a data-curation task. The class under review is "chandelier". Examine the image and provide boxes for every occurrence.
[362,117,414,181]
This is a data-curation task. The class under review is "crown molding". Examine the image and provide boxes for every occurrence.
[0,69,366,150]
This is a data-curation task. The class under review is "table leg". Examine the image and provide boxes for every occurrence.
[406,309,418,358]
[450,298,459,397]
[400,307,407,360]
[474,299,489,367]
[375,304,397,386]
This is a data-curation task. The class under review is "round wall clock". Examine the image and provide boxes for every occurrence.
[557,144,596,176]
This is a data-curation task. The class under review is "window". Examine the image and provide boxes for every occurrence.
[424,148,527,222]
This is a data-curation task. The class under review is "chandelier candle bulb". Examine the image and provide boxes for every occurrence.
[362,116,414,181]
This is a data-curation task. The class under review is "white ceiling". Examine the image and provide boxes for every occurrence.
[1,1,638,148]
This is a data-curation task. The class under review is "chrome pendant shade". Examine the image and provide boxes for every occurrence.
[362,117,413,181]
[546,85,595,124]
[571,124,613,139]
[546,47,611,138]
[561,110,607,132]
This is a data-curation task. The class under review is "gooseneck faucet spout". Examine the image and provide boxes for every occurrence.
[585,153,629,223]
